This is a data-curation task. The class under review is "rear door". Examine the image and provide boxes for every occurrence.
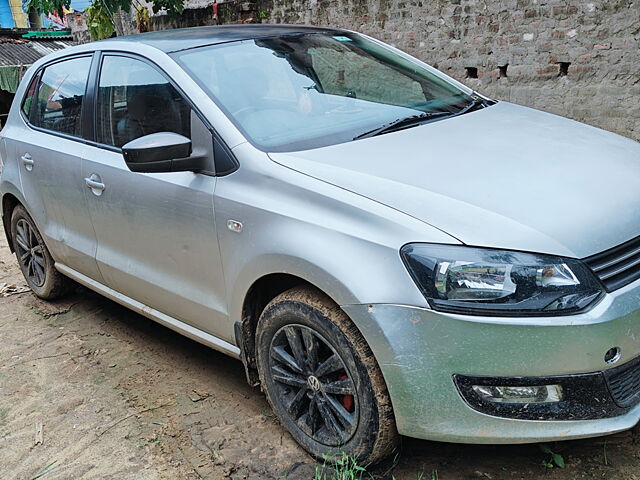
[82,53,229,339]
[6,55,102,280]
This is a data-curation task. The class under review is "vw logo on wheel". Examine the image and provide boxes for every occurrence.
[307,375,321,392]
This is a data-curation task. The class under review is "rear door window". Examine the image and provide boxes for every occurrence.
[96,55,192,148]
[29,56,92,138]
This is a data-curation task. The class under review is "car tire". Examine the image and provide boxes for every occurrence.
[256,286,398,464]
[10,205,72,300]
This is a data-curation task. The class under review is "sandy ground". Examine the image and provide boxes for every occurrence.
[2,225,640,479]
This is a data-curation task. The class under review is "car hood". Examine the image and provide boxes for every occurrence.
[269,102,640,258]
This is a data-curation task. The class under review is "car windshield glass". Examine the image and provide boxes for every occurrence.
[172,32,475,152]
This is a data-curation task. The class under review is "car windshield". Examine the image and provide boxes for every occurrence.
[172,32,475,152]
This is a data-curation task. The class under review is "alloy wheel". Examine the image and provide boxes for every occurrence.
[14,218,46,287]
[268,324,359,446]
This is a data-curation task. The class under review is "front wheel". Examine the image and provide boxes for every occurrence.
[256,286,398,464]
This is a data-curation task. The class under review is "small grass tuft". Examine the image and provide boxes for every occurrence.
[539,443,565,468]
[314,452,431,480]
[315,453,371,480]
[29,460,58,480]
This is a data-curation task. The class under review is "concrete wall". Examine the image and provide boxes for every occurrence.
[265,0,640,141]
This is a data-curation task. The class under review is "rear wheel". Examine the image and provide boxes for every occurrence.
[10,205,71,300]
[256,286,398,464]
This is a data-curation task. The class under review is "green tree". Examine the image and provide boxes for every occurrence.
[25,0,70,17]
[26,0,184,40]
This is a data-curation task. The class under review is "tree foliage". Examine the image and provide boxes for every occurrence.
[25,0,70,17]
[85,0,115,40]
[148,0,183,15]
[27,0,184,40]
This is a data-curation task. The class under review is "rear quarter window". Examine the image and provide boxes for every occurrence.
[21,72,40,118]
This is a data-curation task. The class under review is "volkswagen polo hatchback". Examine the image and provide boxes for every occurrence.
[1,25,640,464]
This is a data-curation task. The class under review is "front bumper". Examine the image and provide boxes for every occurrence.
[343,278,640,444]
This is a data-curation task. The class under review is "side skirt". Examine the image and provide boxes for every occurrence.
[55,263,241,359]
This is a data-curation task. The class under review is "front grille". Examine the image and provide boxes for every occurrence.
[605,356,640,408]
[583,235,640,292]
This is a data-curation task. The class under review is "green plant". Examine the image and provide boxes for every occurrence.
[85,0,115,41]
[149,0,183,15]
[27,0,183,38]
[315,453,371,480]
[24,0,69,17]
[539,443,565,468]
[29,461,58,480]
[137,436,160,448]
[135,5,149,32]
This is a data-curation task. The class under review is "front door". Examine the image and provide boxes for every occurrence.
[82,54,229,339]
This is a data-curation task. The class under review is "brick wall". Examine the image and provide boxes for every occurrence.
[264,0,640,141]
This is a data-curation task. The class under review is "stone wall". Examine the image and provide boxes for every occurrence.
[69,0,640,141]
[151,1,260,28]
[265,0,640,141]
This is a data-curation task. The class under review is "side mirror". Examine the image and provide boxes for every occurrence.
[122,132,207,173]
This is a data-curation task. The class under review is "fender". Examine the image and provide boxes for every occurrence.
[0,181,29,252]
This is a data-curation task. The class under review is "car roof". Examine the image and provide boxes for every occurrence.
[98,24,349,53]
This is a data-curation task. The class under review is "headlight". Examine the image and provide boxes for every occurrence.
[401,244,604,316]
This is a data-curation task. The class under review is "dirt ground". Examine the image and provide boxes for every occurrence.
[2,229,640,480]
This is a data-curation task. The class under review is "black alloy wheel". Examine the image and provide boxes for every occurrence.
[256,286,398,464]
[10,205,72,300]
[268,323,358,446]
[14,218,46,287]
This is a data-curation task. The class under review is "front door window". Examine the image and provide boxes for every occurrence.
[96,55,192,148]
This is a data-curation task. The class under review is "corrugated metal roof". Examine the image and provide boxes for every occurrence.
[0,37,75,67]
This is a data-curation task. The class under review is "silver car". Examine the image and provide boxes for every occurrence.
[1,24,639,464]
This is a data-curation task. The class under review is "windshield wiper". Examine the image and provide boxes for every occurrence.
[353,96,491,141]
[353,111,452,140]
[454,96,487,116]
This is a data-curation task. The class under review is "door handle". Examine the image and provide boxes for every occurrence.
[21,153,34,171]
[84,175,105,195]
[85,178,105,190]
